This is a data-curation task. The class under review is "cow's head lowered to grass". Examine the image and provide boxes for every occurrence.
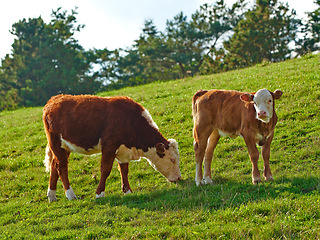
[144,139,180,182]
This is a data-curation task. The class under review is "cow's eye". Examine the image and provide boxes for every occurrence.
[170,159,175,163]
[268,99,272,103]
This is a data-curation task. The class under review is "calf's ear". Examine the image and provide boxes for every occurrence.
[240,93,254,102]
[273,90,283,100]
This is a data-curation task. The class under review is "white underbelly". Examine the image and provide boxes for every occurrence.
[218,129,240,138]
[60,137,101,155]
[115,145,143,164]
[60,136,143,163]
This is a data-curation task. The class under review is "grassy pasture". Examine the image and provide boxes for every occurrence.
[0,53,319,239]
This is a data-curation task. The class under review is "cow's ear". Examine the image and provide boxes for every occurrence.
[156,143,165,153]
[156,143,165,158]
[240,93,254,102]
[273,90,283,100]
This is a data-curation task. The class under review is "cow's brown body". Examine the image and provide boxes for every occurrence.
[192,89,282,185]
[43,94,181,202]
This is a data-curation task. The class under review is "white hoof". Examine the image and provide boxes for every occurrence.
[65,187,77,200]
[124,190,132,195]
[252,177,262,185]
[96,191,105,198]
[203,176,213,185]
[47,188,57,202]
[195,178,203,186]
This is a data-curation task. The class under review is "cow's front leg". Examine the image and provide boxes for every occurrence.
[118,162,132,194]
[243,133,261,184]
[96,150,115,198]
[261,132,274,181]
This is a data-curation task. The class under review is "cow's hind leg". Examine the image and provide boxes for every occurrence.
[56,150,76,200]
[203,130,220,184]
[118,162,132,194]
[46,142,75,201]
[96,149,115,198]
[45,146,58,202]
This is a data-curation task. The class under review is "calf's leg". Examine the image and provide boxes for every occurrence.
[261,132,274,181]
[193,125,212,186]
[118,162,132,194]
[203,130,220,184]
[243,133,261,184]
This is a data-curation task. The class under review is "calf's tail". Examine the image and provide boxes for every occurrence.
[44,144,53,172]
[192,90,208,116]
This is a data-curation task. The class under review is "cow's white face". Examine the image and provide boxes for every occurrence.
[253,89,274,123]
[144,139,181,182]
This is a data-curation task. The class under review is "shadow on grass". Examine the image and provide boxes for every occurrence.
[95,175,320,211]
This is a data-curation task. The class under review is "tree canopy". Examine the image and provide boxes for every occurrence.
[0,0,319,111]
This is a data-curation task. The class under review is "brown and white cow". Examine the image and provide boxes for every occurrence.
[43,94,181,202]
[192,89,283,185]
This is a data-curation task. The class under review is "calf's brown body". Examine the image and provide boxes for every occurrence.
[192,89,282,185]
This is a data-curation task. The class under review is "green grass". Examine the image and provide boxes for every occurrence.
[0,53,319,239]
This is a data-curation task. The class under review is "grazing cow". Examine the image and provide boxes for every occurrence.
[192,89,283,185]
[43,94,181,202]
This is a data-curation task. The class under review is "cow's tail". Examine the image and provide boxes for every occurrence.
[44,144,53,172]
[192,90,208,116]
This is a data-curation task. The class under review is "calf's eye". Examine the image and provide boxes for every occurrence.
[170,159,175,163]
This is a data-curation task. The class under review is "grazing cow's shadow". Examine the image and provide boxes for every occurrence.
[95,176,320,211]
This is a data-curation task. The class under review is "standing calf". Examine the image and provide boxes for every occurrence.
[43,94,181,202]
[192,89,283,185]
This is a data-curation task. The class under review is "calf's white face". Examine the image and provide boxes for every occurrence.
[144,139,181,182]
[253,89,274,123]
[241,89,283,123]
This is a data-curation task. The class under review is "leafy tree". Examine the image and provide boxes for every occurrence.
[224,0,299,69]
[0,57,20,111]
[107,20,178,88]
[0,8,101,107]
[295,0,320,55]
[192,0,247,74]
[164,12,204,77]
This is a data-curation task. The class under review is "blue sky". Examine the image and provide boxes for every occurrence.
[0,0,318,60]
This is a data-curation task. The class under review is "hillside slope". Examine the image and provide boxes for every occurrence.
[0,53,319,239]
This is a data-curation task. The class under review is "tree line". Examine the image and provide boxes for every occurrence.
[0,0,319,111]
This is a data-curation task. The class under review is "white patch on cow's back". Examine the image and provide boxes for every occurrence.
[115,145,143,163]
[142,110,158,130]
[60,136,101,155]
